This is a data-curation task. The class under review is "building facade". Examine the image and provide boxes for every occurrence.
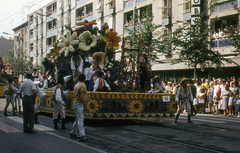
[12,21,29,64]
[26,0,240,80]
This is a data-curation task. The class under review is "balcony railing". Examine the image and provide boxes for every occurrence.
[76,0,89,7]
[137,0,147,4]
[29,23,36,29]
[124,0,135,9]
[47,28,57,36]
[46,46,53,53]
[212,0,238,13]
[47,12,57,20]
[30,51,34,56]
[76,15,93,23]
[30,37,34,42]
[212,38,232,48]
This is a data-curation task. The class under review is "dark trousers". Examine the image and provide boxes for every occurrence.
[85,80,90,91]
[22,96,35,132]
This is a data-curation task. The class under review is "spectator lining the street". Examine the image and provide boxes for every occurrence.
[233,81,239,117]
[198,88,206,113]
[228,92,234,117]
[213,91,221,115]
[221,84,230,116]
[207,81,214,113]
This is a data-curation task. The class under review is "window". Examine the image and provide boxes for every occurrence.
[25,42,27,48]
[30,43,33,52]
[183,0,190,13]
[30,30,34,38]
[30,57,33,62]
[162,0,169,18]
[25,27,27,33]
[29,15,33,24]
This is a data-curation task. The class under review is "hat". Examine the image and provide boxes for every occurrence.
[33,68,38,71]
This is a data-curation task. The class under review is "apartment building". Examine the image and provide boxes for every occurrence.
[12,21,29,62]
[26,0,240,80]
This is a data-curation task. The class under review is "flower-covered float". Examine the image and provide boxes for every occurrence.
[38,21,176,119]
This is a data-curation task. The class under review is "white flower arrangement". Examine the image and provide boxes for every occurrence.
[79,31,97,51]
[57,31,79,57]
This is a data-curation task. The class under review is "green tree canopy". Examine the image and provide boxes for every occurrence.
[171,3,237,79]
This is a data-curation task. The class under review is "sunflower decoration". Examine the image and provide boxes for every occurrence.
[102,29,121,50]
[88,99,99,113]
[168,101,176,113]
[79,31,97,51]
[129,100,143,113]
[37,96,41,106]
[57,31,79,57]
[46,97,51,107]
[76,20,97,27]
[50,41,60,58]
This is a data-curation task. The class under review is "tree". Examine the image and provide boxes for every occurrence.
[125,6,172,63]
[3,48,14,64]
[171,3,237,79]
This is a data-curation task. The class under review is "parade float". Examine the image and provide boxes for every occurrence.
[0,57,14,97]
[38,20,177,119]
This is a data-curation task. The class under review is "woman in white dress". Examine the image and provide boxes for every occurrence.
[198,88,206,113]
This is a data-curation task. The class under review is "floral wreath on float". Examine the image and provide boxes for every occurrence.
[46,20,121,84]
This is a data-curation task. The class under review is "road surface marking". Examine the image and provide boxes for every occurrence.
[46,132,107,153]
[179,117,225,123]
[7,116,55,131]
[0,121,21,133]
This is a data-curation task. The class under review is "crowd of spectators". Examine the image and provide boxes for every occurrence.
[159,76,240,117]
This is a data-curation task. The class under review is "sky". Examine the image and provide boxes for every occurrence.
[0,0,42,38]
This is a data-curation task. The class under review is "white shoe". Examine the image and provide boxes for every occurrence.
[237,115,240,118]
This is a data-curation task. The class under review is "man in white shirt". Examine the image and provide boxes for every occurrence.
[94,72,111,92]
[83,52,93,90]
[53,77,69,130]
[19,73,37,133]
[41,75,48,90]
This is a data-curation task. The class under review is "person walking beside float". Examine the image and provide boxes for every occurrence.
[175,79,193,124]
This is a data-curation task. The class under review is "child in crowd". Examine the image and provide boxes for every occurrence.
[213,91,221,115]
[228,92,233,117]
[198,88,206,113]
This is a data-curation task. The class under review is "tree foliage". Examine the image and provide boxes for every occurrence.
[125,7,172,63]
[171,3,237,78]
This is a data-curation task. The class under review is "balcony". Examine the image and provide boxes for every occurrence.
[212,0,238,13]
[29,51,34,56]
[76,15,93,23]
[212,38,232,48]
[47,28,57,36]
[30,37,34,42]
[46,46,53,53]
[29,23,35,29]
[76,0,89,7]
[124,0,135,9]
[137,0,148,4]
[47,12,57,20]
[124,26,133,34]
[66,5,70,11]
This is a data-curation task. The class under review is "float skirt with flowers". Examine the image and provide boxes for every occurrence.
[38,91,176,119]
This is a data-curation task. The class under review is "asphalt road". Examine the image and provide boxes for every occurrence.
[0,98,240,153]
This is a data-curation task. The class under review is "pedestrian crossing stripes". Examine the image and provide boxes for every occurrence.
[0,121,21,133]
[7,116,55,131]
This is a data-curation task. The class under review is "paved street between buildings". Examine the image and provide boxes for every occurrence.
[0,98,240,153]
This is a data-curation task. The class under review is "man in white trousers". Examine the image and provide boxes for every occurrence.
[70,74,90,141]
